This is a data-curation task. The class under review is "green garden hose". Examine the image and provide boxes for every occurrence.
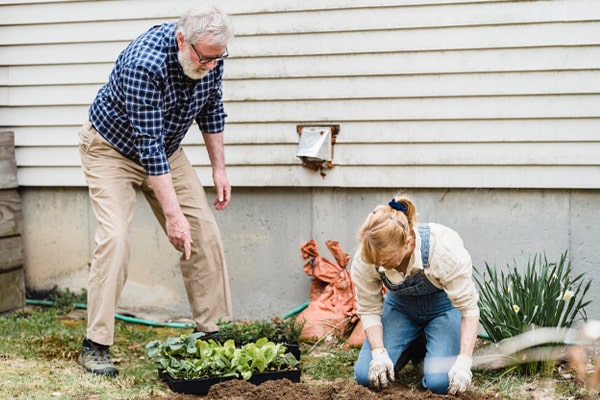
[25,298,195,329]
[26,298,308,327]
[281,301,309,319]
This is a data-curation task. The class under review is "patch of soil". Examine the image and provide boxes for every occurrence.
[160,378,497,400]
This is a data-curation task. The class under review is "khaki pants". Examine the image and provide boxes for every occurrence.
[78,121,232,345]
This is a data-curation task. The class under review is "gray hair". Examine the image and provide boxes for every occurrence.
[176,5,233,46]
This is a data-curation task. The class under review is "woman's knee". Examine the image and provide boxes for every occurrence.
[422,372,449,394]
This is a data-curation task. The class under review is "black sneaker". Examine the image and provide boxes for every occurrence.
[78,338,119,376]
[192,329,220,341]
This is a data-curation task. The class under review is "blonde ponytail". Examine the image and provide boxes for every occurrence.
[357,194,419,266]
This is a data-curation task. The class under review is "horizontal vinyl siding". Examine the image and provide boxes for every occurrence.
[1,0,599,188]
[6,71,600,104]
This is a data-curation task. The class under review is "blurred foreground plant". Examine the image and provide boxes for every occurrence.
[474,251,591,375]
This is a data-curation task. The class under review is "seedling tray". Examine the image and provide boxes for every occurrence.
[283,343,301,360]
[159,368,301,395]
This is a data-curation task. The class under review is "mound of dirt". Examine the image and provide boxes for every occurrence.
[162,378,497,400]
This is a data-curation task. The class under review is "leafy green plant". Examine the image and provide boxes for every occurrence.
[145,333,299,380]
[272,317,306,343]
[49,286,87,314]
[475,251,591,374]
[216,317,305,345]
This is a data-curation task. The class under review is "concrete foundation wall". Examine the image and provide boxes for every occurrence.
[20,187,600,323]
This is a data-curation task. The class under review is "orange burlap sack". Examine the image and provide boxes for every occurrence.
[296,239,359,340]
[300,239,329,302]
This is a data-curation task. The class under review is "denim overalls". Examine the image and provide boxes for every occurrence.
[354,224,462,394]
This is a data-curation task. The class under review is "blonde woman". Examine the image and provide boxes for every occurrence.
[351,195,480,394]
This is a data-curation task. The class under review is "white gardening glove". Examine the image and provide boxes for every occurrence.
[368,347,395,390]
[448,354,472,395]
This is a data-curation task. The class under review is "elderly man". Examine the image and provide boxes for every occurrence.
[77,6,234,376]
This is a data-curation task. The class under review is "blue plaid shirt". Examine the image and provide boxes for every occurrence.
[89,22,227,176]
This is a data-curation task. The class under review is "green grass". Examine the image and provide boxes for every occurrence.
[301,346,359,381]
[0,307,182,399]
[0,305,595,399]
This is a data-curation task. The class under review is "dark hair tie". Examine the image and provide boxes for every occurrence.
[388,198,407,212]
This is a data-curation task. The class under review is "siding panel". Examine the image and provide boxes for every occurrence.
[4,46,600,84]
[15,141,599,169]
[3,94,598,126]
[228,22,600,56]
[6,0,584,27]
[1,0,599,188]
[10,118,600,147]
[6,21,598,64]
[224,96,600,121]
[6,70,600,106]
[16,165,600,189]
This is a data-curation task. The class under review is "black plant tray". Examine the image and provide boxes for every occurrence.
[159,368,301,395]
[283,343,301,361]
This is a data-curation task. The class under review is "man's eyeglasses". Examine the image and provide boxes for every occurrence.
[189,43,228,65]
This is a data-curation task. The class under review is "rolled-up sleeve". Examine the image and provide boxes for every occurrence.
[196,63,227,134]
[351,250,386,330]
[429,226,480,317]
[123,66,170,175]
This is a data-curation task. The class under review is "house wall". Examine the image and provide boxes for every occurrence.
[1,0,599,322]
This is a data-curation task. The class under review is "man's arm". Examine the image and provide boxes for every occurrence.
[148,173,192,259]
[202,132,231,210]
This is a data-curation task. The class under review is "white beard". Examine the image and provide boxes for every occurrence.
[178,46,210,80]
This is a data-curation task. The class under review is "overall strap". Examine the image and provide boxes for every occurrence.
[418,223,430,268]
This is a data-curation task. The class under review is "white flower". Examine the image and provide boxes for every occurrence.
[562,290,575,302]
[513,305,520,313]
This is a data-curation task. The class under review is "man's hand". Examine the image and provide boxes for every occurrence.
[368,347,395,390]
[202,132,230,211]
[212,168,231,211]
[448,354,472,394]
[148,173,193,259]
[166,213,192,260]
